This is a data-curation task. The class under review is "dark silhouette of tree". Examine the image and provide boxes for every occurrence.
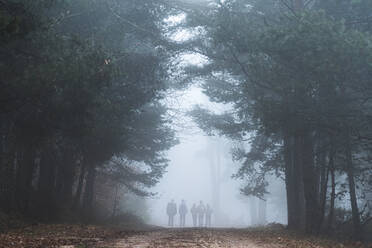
[187,0,372,239]
[0,0,177,221]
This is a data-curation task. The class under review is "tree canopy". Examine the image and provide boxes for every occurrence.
[188,0,372,239]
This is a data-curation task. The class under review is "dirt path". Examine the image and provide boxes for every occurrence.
[96,228,281,248]
[2,225,367,247]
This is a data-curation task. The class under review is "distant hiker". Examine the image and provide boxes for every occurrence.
[179,199,188,227]
[191,203,198,227]
[197,200,206,227]
[206,204,213,227]
[167,199,177,227]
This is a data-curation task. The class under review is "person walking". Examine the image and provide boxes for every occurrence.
[191,203,198,227]
[166,199,177,227]
[206,204,213,227]
[197,200,206,227]
[179,199,188,227]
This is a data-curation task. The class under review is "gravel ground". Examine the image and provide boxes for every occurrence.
[2,225,369,248]
[97,228,281,248]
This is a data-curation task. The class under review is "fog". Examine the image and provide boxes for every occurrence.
[147,3,288,227]
[4,0,371,243]
[147,87,287,227]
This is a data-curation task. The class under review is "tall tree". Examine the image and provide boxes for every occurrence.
[188,0,372,238]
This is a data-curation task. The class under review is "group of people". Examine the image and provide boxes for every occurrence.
[166,200,213,227]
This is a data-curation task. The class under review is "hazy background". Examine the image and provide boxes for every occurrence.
[147,86,287,227]
[146,2,287,227]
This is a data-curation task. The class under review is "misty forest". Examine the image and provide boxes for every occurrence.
[1,0,372,247]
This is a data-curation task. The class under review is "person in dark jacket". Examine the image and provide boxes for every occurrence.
[191,203,198,227]
[179,199,188,227]
[197,200,206,227]
[166,199,177,227]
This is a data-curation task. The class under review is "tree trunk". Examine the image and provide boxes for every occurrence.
[294,131,306,229]
[14,145,36,214]
[58,150,76,205]
[0,153,15,212]
[82,164,96,219]
[72,159,86,210]
[209,140,221,225]
[0,119,15,212]
[301,129,321,234]
[345,131,362,240]
[327,152,336,232]
[0,150,15,212]
[318,145,330,231]
[284,130,305,230]
[258,199,267,225]
[37,148,56,220]
[284,132,296,229]
[111,184,119,219]
[249,197,257,226]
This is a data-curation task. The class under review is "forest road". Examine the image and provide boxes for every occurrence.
[96,228,280,248]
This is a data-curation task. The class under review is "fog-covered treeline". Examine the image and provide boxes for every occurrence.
[0,0,178,221]
[1,0,372,242]
[187,0,372,240]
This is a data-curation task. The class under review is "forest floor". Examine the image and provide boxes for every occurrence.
[0,224,371,248]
